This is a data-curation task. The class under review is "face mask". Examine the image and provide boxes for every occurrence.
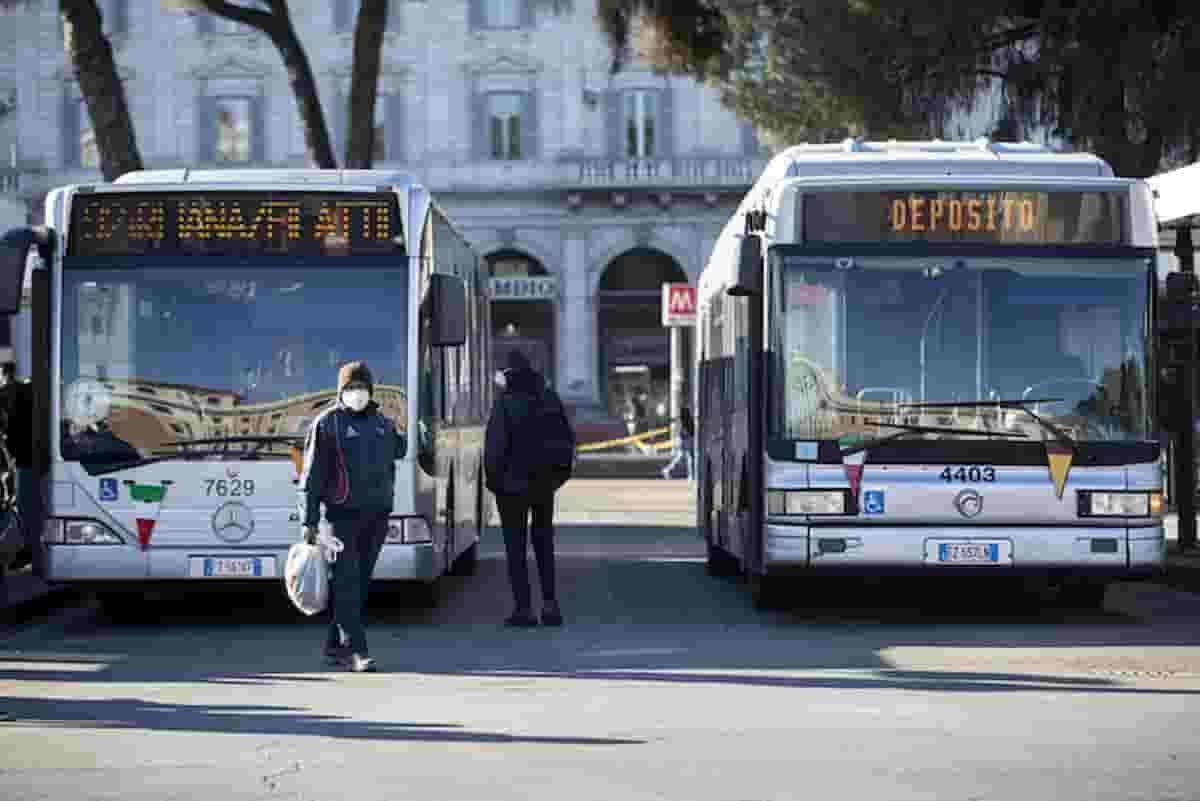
[342,388,370,412]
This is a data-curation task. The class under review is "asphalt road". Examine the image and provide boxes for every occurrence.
[3,479,1200,801]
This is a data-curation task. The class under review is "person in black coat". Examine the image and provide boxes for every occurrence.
[484,350,573,627]
[0,362,41,576]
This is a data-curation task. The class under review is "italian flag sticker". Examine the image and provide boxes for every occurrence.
[123,480,172,549]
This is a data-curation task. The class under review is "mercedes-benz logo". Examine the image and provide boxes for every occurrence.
[954,488,984,519]
[212,501,255,543]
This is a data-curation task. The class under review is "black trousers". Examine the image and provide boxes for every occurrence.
[496,493,557,613]
[325,513,387,655]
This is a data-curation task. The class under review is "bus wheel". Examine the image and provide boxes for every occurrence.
[1056,580,1108,610]
[747,571,788,611]
[407,580,439,609]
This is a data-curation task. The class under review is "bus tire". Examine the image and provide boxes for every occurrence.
[407,579,439,609]
[1056,580,1108,610]
[747,571,788,611]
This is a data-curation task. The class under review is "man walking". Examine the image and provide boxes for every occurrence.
[485,351,575,627]
[0,362,41,576]
[299,362,402,672]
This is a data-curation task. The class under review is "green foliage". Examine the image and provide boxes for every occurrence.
[598,0,1200,176]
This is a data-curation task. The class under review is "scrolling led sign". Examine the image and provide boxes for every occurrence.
[803,190,1125,245]
[68,192,403,258]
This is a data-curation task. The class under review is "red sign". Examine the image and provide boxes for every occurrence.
[662,283,696,327]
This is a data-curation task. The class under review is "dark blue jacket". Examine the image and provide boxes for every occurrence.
[298,400,405,527]
[484,366,572,497]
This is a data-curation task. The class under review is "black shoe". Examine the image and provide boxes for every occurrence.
[505,611,538,628]
[540,602,564,627]
[323,645,351,667]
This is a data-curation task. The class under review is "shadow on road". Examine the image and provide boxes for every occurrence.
[0,695,643,745]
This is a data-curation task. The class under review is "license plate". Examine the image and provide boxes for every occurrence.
[190,556,276,578]
[938,542,1000,563]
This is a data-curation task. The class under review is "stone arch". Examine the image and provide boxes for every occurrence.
[484,247,558,384]
[474,238,561,277]
[594,246,690,430]
[587,232,694,296]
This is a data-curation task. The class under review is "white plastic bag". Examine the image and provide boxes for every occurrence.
[284,526,345,616]
[284,542,328,616]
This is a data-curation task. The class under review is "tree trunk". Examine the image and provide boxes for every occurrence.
[61,0,144,181]
[195,0,338,169]
[263,14,337,168]
[344,0,389,169]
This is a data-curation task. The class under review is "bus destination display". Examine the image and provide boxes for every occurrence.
[803,190,1125,245]
[68,192,403,258]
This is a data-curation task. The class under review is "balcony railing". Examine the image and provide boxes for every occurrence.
[559,156,768,189]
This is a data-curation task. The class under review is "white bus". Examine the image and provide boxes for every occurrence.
[0,169,492,607]
[696,139,1169,610]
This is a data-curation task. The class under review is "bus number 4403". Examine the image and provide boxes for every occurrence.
[940,466,996,483]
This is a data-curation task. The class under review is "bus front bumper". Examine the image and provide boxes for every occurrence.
[765,523,1165,578]
[44,542,439,584]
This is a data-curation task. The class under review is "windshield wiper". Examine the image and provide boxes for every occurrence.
[899,399,1076,448]
[160,434,305,459]
[842,420,1029,457]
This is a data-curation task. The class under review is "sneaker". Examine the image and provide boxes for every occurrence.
[504,611,538,628]
[540,602,564,627]
[350,654,376,673]
[661,469,670,480]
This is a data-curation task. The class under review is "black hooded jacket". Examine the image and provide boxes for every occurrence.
[484,365,570,497]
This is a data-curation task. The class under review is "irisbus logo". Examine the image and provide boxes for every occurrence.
[954,488,984,519]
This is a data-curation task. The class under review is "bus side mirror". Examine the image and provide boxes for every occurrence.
[728,234,762,297]
[427,273,467,347]
[0,226,52,315]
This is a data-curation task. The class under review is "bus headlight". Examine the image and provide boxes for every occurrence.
[767,490,847,516]
[385,516,433,544]
[1078,491,1162,517]
[43,519,125,545]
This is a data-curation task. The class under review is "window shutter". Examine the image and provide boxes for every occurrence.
[385,93,404,161]
[521,90,538,160]
[468,0,483,30]
[606,90,621,158]
[61,94,80,168]
[658,86,674,158]
[194,13,214,34]
[250,96,267,162]
[333,0,351,33]
[196,96,216,162]
[520,0,534,29]
[471,92,487,160]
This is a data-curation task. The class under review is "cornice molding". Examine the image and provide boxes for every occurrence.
[185,51,275,80]
[460,48,543,77]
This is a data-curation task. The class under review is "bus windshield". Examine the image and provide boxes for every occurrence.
[768,248,1153,450]
[59,264,409,474]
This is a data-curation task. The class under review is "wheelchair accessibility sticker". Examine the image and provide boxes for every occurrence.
[98,478,119,502]
[862,490,885,515]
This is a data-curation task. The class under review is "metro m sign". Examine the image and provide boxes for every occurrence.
[661,282,696,327]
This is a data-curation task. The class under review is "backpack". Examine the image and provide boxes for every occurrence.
[515,388,576,489]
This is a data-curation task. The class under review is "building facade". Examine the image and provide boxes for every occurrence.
[0,0,769,428]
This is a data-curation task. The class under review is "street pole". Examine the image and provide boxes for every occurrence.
[1177,224,1197,550]
[669,325,683,453]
